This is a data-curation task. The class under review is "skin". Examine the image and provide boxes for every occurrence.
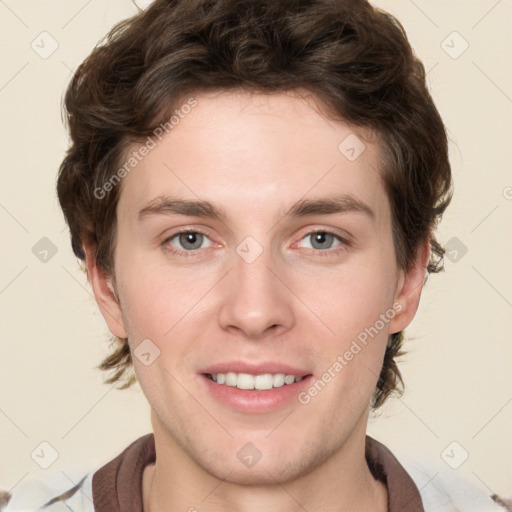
[85,89,429,512]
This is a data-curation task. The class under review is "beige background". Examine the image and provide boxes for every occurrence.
[1,0,511,499]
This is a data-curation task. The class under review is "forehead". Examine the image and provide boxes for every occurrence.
[116,89,389,225]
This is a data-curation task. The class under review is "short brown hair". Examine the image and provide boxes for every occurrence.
[57,0,452,409]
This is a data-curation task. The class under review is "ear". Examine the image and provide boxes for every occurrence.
[388,236,431,334]
[83,243,127,339]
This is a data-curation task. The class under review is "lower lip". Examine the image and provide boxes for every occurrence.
[200,374,314,413]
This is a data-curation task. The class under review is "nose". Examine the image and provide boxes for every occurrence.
[217,243,294,339]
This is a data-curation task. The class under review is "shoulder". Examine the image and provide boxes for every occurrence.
[0,470,95,512]
[0,434,154,512]
[397,452,512,512]
[366,436,511,512]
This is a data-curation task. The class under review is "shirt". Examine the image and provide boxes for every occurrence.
[2,433,511,511]
[70,434,426,511]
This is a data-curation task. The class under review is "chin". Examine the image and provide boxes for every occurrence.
[190,437,330,487]
[200,457,301,486]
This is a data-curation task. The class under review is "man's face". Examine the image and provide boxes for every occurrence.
[104,90,409,484]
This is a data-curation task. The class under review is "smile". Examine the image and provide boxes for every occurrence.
[206,372,305,390]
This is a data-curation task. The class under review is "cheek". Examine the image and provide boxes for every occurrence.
[115,252,166,335]
[116,255,215,346]
[298,260,396,401]
[309,284,392,404]
[300,259,397,344]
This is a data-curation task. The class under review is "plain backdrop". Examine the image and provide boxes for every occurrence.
[1,0,511,499]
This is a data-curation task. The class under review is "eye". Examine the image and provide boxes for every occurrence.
[162,229,349,258]
[296,230,348,253]
[164,230,212,256]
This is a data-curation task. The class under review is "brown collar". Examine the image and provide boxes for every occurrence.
[92,433,424,512]
[365,436,424,511]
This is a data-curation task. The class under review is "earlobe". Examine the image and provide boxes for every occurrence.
[388,237,430,334]
[83,244,127,339]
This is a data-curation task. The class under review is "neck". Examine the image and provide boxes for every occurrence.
[142,415,388,512]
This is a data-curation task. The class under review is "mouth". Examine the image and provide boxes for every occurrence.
[199,364,314,413]
[204,372,310,390]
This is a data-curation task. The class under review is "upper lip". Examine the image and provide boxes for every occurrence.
[200,361,311,377]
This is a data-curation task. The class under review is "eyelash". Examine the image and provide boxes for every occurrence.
[162,228,351,258]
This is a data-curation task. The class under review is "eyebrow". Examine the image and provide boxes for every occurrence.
[137,193,375,223]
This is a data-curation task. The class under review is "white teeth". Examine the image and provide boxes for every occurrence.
[209,372,304,390]
[237,373,255,390]
[254,374,273,390]
[225,372,237,387]
[284,374,295,385]
[273,373,285,387]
